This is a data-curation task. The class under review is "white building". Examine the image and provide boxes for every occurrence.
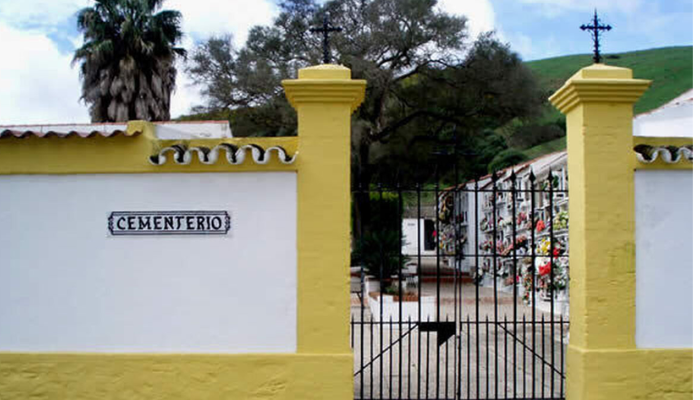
[437,89,693,315]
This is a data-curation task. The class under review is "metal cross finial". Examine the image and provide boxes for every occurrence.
[580,9,612,63]
[310,13,342,64]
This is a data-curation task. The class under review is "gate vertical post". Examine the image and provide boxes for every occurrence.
[551,65,691,400]
[282,64,366,394]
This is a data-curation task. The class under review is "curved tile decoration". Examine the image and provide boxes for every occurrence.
[634,144,693,164]
[149,143,297,166]
[0,129,135,139]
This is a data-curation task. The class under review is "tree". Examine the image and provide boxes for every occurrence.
[74,0,186,122]
[186,0,544,236]
[488,148,528,173]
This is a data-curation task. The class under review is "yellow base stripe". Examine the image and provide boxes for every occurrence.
[567,346,692,400]
[0,353,352,400]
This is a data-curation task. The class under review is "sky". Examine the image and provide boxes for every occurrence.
[0,0,692,124]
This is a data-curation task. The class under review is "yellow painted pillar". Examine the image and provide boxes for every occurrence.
[550,65,691,399]
[283,66,365,358]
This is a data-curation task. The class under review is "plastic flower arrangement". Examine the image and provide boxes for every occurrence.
[480,217,490,232]
[516,211,528,226]
[535,219,546,232]
[497,216,506,229]
[437,225,457,255]
[479,240,493,252]
[520,237,568,303]
[438,193,453,223]
[499,242,512,256]
[553,210,569,230]
[540,175,560,190]
[519,259,535,303]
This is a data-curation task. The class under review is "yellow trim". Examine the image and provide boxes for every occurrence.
[0,64,365,398]
[0,353,353,400]
[567,346,692,400]
[632,136,693,170]
[550,64,650,114]
[283,65,366,113]
[551,64,693,400]
[562,99,639,351]
[0,124,298,174]
[127,119,155,138]
[285,65,366,355]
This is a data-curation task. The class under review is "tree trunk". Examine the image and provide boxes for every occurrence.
[352,136,372,244]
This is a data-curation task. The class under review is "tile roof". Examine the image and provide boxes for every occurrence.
[454,150,567,190]
[0,121,233,139]
[634,145,693,164]
[0,123,134,139]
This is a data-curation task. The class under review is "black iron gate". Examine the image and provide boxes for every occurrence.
[351,168,569,400]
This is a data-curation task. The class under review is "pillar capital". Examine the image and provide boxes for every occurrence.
[549,64,650,114]
[282,64,366,112]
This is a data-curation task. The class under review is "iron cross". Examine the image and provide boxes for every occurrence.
[580,9,612,63]
[310,14,342,64]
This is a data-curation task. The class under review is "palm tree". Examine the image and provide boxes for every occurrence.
[74,0,186,122]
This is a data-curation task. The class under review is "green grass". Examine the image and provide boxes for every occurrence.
[527,46,693,115]
[521,46,692,159]
[522,136,567,159]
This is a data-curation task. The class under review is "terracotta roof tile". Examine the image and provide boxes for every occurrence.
[0,123,137,139]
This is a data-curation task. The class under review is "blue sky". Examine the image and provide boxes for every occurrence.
[490,0,693,60]
[0,0,693,124]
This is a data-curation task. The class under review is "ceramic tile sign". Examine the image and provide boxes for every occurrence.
[108,211,230,236]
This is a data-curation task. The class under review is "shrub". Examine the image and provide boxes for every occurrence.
[509,123,565,149]
[488,149,529,173]
[352,230,407,292]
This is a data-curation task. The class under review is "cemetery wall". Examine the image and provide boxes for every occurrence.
[550,64,692,400]
[0,64,366,399]
[0,172,297,353]
[635,169,692,348]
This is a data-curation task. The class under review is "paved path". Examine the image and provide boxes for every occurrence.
[351,282,568,399]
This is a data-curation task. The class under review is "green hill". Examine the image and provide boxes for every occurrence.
[521,46,693,159]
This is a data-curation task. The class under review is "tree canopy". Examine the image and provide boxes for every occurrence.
[74,0,186,122]
[185,0,545,236]
[187,0,544,186]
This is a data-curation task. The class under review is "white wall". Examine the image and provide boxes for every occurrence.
[635,170,692,348]
[633,89,693,138]
[402,219,420,255]
[0,172,297,353]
